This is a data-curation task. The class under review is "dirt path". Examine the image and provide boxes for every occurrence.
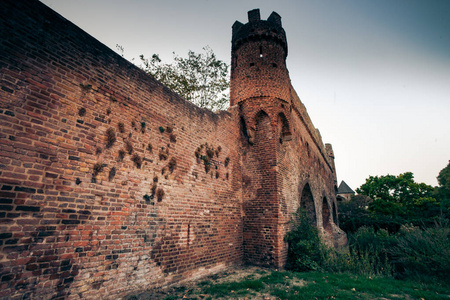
[124,266,288,300]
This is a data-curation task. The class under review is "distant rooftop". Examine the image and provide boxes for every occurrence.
[337,181,354,194]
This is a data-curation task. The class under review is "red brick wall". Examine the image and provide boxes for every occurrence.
[0,2,346,299]
[231,10,346,268]
[0,1,243,298]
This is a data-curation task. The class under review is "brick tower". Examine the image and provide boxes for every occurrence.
[231,9,295,268]
[230,9,291,105]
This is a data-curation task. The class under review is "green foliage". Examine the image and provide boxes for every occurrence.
[357,172,434,204]
[350,172,441,232]
[390,222,450,280]
[339,222,450,281]
[338,195,373,233]
[322,248,393,277]
[350,227,396,255]
[286,208,393,276]
[140,46,229,111]
[150,269,449,300]
[285,209,328,271]
[437,160,450,195]
[330,227,395,276]
[437,161,450,219]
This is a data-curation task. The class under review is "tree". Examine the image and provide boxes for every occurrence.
[436,160,450,219]
[356,172,434,204]
[140,46,229,111]
[338,195,373,233]
[355,172,439,231]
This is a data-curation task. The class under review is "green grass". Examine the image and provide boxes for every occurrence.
[160,270,449,300]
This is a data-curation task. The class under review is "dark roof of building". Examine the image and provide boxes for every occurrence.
[337,180,355,194]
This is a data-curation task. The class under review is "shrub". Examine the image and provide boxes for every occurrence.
[349,226,397,256]
[389,221,450,280]
[285,208,328,271]
[322,247,393,277]
[286,210,394,276]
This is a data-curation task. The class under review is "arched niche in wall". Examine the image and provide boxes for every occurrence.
[332,201,338,225]
[322,197,332,234]
[254,110,272,142]
[299,183,316,226]
[277,112,292,144]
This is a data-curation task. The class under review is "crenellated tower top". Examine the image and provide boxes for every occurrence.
[231,9,287,58]
[230,9,291,106]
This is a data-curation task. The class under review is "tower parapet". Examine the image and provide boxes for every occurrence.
[232,9,287,57]
[230,9,291,106]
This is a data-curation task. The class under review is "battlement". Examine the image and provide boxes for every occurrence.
[232,9,287,58]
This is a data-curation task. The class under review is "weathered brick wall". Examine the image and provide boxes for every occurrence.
[231,10,347,268]
[1,2,347,299]
[0,1,243,298]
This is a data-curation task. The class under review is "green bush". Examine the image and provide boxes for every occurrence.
[286,209,394,276]
[285,209,328,271]
[350,226,397,256]
[389,222,450,280]
[320,227,394,276]
[286,210,450,280]
[322,248,393,277]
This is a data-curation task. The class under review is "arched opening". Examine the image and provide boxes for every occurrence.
[322,197,332,234]
[300,183,316,225]
[254,110,272,149]
[240,116,249,143]
[277,112,292,144]
[332,201,338,225]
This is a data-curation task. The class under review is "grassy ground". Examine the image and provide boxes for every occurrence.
[127,266,450,300]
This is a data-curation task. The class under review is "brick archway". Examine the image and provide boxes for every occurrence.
[322,197,332,234]
[299,183,316,226]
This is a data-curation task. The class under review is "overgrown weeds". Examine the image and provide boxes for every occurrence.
[285,208,449,281]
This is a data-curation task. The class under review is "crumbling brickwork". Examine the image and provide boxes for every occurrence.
[0,1,346,298]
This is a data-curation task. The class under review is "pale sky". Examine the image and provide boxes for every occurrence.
[40,0,450,190]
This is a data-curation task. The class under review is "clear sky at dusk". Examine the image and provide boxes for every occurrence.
[40,0,450,190]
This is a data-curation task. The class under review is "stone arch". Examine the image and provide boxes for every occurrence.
[332,200,338,225]
[255,110,270,122]
[277,112,292,143]
[322,197,332,234]
[299,183,316,225]
[254,110,272,142]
